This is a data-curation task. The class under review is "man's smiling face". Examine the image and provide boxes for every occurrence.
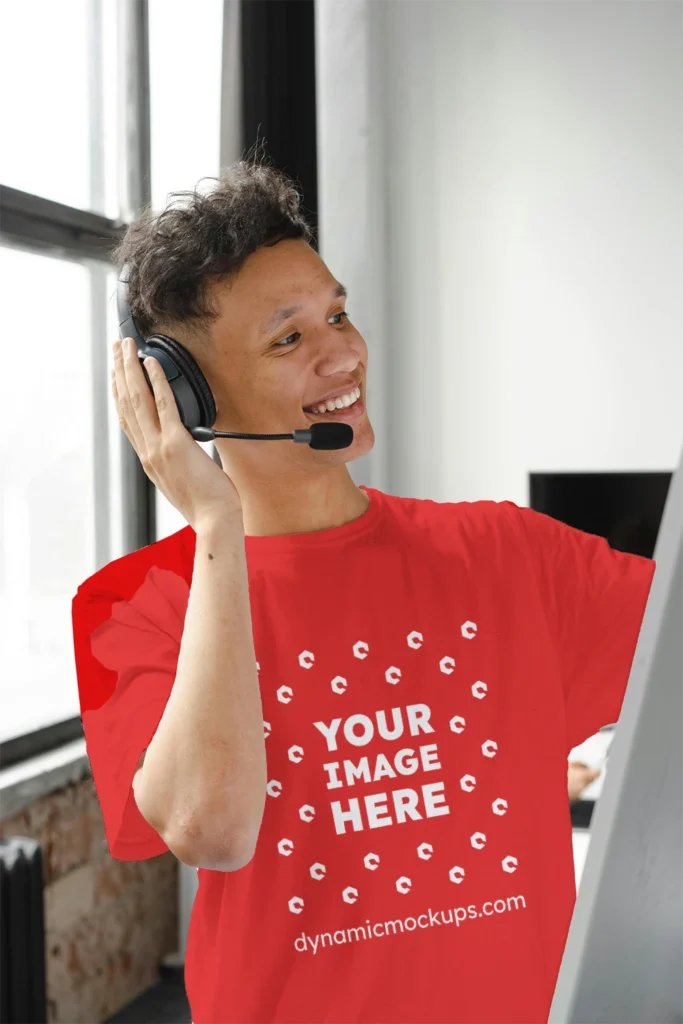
[201,238,375,469]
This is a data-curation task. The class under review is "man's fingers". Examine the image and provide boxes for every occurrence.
[121,338,160,447]
[112,341,189,481]
[141,355,184,434]
[113,340,145,454]
[579,767,601,789]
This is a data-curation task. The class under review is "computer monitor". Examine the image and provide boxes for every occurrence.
[547,445,683,1024]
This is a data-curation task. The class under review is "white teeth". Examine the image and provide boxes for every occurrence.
[310,386,360,415]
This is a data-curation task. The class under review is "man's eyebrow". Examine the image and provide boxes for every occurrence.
[261,282,348,335]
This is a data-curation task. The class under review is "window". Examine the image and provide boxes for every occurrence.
[0,0,119,219]
[0,249,110,742]
[0,0,227,755]
[148,0,224,539]
[0,0,126,755]
[149,0,224,213]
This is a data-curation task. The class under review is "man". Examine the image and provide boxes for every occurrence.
[71,157,655,1024]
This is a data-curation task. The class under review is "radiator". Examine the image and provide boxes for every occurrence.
[0,837,47,1024]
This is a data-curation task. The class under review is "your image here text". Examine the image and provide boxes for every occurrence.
[313,702,453,835]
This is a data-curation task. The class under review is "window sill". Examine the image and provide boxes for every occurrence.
[0,738,90,821]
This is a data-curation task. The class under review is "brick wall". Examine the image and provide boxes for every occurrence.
[0,775,178,1023]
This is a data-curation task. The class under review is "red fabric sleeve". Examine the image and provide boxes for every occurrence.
[503,502,656,753]
[71,539,193,861]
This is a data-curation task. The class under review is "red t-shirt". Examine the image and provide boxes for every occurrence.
[71,486,655,1024]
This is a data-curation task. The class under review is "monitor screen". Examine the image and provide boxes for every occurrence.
[529,471,672,559]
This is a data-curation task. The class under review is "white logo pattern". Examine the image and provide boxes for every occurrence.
[258,623,517,913]
[331,675,347,694]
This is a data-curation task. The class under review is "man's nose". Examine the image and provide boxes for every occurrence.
[314,332,360,375]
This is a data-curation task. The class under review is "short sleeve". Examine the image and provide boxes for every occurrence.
[71,564,190,861]
[503,503,656,752]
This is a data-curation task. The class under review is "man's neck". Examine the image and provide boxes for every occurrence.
[217,461,370,538]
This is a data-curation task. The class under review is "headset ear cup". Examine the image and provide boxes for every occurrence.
[142,334,217,430]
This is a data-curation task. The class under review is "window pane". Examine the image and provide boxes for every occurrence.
[149,0,224,212]
[0,249,97,742]
[147,0,224,537]
[0,0,118,219]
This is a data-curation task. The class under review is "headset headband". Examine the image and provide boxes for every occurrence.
[116,263,147,348]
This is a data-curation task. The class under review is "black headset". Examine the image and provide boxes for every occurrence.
[117,263,220,441]
[116,263,352,450]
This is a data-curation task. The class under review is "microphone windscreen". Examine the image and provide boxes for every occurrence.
[309,422,354,450]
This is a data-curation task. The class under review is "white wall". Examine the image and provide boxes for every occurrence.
[316,0,683,504]
[314,0,392,491]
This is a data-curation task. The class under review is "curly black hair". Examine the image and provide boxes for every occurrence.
[111,144,315,347]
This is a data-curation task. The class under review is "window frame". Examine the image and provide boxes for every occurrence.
[0,0,154,770]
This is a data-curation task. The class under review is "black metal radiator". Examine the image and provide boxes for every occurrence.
[0,837,47,1024]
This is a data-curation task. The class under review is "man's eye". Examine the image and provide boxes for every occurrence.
[274,311,349,347]
[275,332,300,347]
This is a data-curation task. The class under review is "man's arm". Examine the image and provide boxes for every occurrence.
[132,749,146,791]
[132,517,268,871]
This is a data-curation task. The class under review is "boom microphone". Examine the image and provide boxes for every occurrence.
[189,422,354,450]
